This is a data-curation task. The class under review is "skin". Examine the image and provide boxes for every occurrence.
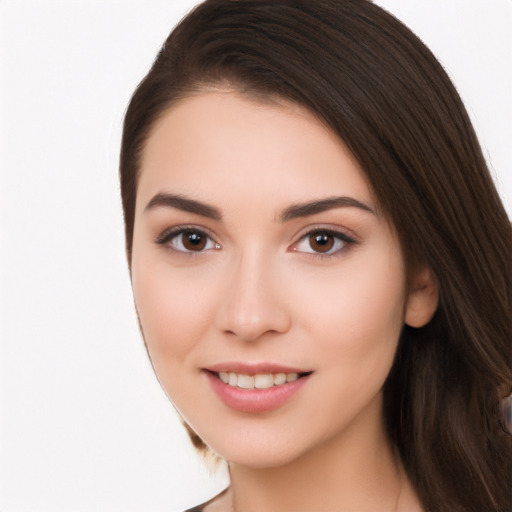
[130,90,437,511]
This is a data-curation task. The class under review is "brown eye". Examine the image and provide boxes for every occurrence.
[292,229,355,256]
[309,233,335,253]
[157,228,219,253]
[182,230,207,251]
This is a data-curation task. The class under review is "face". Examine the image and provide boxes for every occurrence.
[131,91,409,468]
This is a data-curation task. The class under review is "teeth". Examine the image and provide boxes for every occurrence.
[218,371,302,389]
[274,373,287,385]
[228,372,238,387]
[255,374,274,389]
[237,374,255,389]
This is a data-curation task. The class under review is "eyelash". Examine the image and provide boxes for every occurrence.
[291,227,358,259]
[155,226,358,257]
[155,225,219,254]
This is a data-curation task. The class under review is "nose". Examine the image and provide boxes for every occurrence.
[214,250,292,342]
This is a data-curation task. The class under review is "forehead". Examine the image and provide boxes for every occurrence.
[136,91,376,215]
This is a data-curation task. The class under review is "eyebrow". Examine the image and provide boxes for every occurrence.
[144,193,222,221]
[279,196,375,221]
[144,192,375,222]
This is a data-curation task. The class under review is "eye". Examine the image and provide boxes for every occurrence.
[292,229,355,255]
[156,227,220,253]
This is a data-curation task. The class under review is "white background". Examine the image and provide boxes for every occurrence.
[1,1,511,511]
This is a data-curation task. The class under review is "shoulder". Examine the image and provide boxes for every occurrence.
[183,488,232,512]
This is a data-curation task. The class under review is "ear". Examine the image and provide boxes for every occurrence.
[404,267,439,328]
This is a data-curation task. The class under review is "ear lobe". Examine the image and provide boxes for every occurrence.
[404,267,439,328]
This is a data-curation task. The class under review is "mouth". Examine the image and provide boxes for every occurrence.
[203,365,313,413]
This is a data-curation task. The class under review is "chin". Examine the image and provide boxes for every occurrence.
[217,442,306,470]
[195,420,330,470]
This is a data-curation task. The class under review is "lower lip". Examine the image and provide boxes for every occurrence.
[204,371,311,414]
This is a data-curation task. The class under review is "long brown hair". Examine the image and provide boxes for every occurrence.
[120,1,512,510]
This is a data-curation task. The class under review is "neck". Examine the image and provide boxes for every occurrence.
[228,396,407,512]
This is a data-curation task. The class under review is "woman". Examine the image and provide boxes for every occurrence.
[119,1,512,511]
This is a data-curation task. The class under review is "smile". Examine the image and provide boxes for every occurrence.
[203,367,313,413]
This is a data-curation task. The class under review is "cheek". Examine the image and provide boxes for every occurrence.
[131,260,214,365]
[287,258,406,444]
[296,249,406,380]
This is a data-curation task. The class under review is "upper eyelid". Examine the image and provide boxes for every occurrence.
[155,224,219,245]
[291,224,359,244]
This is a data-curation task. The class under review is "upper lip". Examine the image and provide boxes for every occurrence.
[204,361,312,375]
